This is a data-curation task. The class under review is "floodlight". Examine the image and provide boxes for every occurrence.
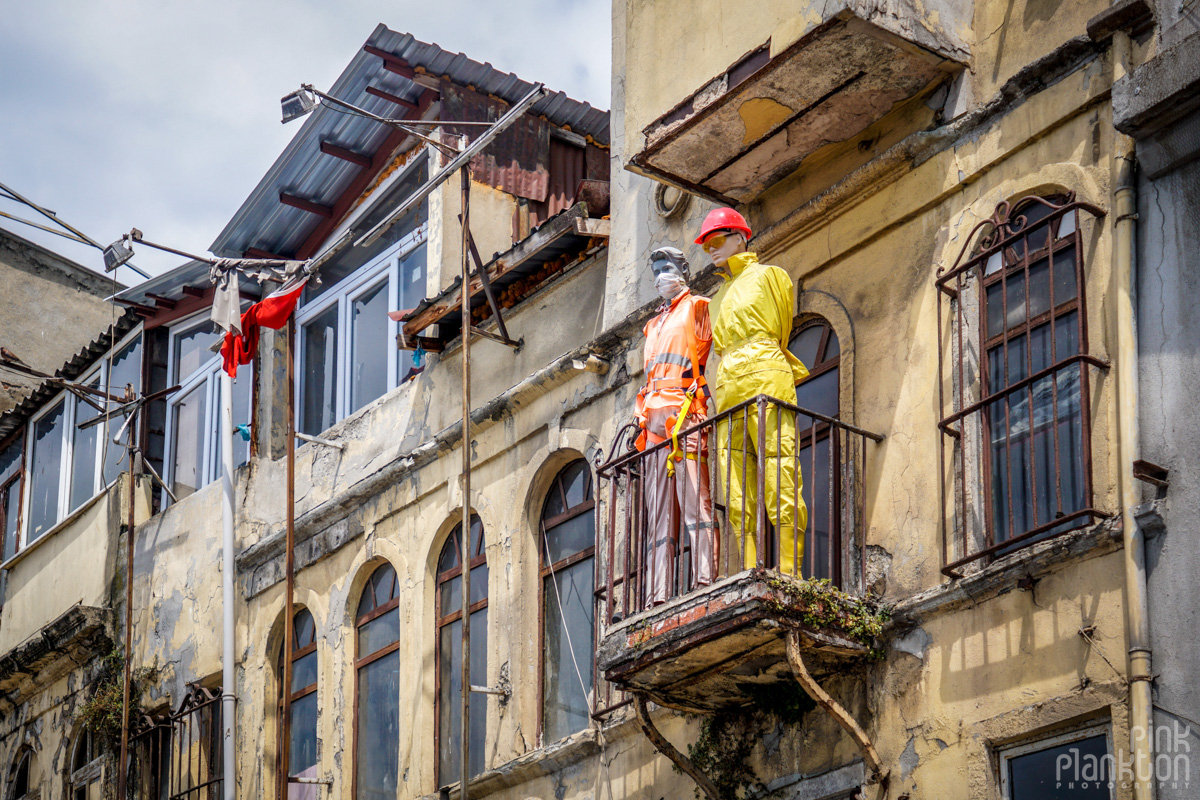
[103,237,135,272]
[281,88,317,124]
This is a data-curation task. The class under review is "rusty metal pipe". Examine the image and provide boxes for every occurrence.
[459,166,473,800]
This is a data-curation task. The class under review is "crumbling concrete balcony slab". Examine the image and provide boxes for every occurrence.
[597,570,874,713]
[630,8,967,204]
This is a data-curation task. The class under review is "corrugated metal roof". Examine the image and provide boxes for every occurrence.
[210,24,609,261]
[114,258,213,306]
[0,308,140,442]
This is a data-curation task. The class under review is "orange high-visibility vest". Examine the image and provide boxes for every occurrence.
[635,291,711,449]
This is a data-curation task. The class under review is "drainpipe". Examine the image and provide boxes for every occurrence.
[220,372,237,800]
[1110,30,1155,800]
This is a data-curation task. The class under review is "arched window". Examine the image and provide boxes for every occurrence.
[789,318,841,582]
[435,516,487,785]
[69,729,102,800]
[539,460,595,743]
[10,750,31,800]
[355,563,400,798]
[278,607,318,796]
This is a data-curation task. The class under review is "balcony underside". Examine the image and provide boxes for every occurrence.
[597,570,868,712]
[631,11,963,204]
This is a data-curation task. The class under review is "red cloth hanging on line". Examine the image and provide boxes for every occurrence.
[220,278,307,377]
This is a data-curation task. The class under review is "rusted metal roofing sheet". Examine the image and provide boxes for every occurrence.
[211,24,609,261]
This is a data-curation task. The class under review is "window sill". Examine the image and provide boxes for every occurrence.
[2,479,120,572]
[424,714,642,800]
[891,515,1123,626]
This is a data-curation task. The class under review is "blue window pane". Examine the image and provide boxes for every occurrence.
[358,608,400,655]
[288,691,318,777]
[351,281,389,413]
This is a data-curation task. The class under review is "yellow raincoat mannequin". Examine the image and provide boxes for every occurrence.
[710,247,809,574]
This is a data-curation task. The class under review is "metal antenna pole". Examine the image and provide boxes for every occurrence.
[459,165,472,800]
[117,420,139,800]
[281,322,297,797]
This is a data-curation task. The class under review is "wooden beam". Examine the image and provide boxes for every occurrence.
[113,298,158,315]
[145,293,177,310]
[279,192,334,218]
[319,141,373,169]
[181,285,206,298]
[244,246,290,260]
[365,85,418,111]
[363,45,416,79]
[294,88,438,261]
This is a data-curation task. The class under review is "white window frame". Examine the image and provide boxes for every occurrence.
[162,312,252,507]
[295,221,427,433]
[19,327,143,548]
[998,722,1115,800]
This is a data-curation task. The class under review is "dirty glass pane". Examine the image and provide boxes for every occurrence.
[438,533,459,573]
[1006,271,1027,330]
[358,564,396,618]
[3,479,20,561]
[543,557,594,742]
[542,485,565,521]
[1008,734,1109,799]
[986,282,1005,339]
[103,336,142,484]
[1057,210,1076,239]
[824,328,840,359]
[211,371,252,475]
[170,382,207,501]
[288,690,318,777]
[562,461,590,510]
[788,325,823,370]
[398,244,428,383]
[173,323,220,381]
[358,607,399,655]
[350,280,389,414]
[357,648,399,799]
[1049,250,1077,311]
[28,401,65,541]
[440,574,461,619]
[800,436,833,581]
[291,651,317,693]
[1028,258,1050,320]
[0,439,19,485]
[438,607,487,784]
[795,369,839,428]
[70,385,101,512]
[543,509,594,565]
[469,563,488,606]
[300,306,339,436]
[294,609,316,647]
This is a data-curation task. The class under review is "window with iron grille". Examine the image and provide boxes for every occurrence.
[935,194,1109,574]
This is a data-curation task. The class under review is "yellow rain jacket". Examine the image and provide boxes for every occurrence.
[711,252,808,410]
[711,252,809,574]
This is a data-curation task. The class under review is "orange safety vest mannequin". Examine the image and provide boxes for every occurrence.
[635,290,711,450]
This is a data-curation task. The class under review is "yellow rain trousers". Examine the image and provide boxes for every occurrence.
[711,252,809,574]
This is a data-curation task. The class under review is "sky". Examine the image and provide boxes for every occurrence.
[0,1,612,284]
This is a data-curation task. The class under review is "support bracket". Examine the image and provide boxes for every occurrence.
[632,693,721,800]
[785,630,888,786]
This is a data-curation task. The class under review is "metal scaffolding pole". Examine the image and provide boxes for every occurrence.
[459,165,473,800]
[220,372,237,800]
[281,322,297,798]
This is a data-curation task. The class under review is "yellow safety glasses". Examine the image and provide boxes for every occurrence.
[700,232,729,253]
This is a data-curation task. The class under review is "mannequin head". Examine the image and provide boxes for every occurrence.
[649,247,691,301]
[699,229,748,272]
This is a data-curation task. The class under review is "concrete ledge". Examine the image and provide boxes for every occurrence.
[890,518,1122,626]
[0,605,111,696]
[1113,28,1200,138]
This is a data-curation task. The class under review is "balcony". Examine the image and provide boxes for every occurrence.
[594,396,885,713]
[629,9,965,204]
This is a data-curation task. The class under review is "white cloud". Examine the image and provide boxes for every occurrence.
[0,0,612,280]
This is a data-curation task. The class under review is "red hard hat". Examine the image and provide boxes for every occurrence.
[695,207,752,244]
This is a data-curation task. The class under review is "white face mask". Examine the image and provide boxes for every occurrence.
[655,271,687,300]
